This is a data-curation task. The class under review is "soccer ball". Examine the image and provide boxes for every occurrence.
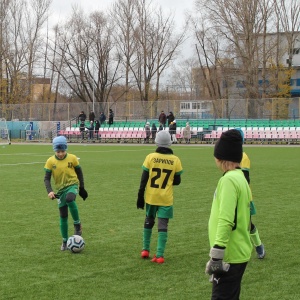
[67,235,85,253]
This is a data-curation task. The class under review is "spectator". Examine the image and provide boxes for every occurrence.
[79,121,86,142]
[108,109,114,126]
[167,111,175,126]
[158,110,167,128]
[158,124,163,131]
[144,122,151,143]
[86,121,94,142]
[89,110,95,122]
[94,120,100,140]
[99,112,106,125]
[78,111,86,123]
[183,122,191,144]
[151,123,157,143]
[169,120,177,144]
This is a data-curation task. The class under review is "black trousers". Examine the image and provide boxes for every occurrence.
[211,262,247,300]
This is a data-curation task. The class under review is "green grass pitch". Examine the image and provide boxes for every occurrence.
[0,143,298,299]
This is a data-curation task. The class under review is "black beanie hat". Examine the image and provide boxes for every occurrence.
[214,129,243,163]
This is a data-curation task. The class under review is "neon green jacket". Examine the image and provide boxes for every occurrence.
[208,169,253,263]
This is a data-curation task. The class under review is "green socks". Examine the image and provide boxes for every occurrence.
[143,229,168,257]
[60,201,80,241]
[250,227,262,247]
[157,231,168,258]
[60,217,68,241]
[143,228,152,251]
[67,201,80,224]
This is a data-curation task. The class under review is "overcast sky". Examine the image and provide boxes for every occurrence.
[50,0,195,28]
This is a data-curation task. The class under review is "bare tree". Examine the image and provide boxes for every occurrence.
[23,0,51,101]
[122,0,186,118]
[193,0,284,118]
[50,7,121,113]
[169,57,200,100]
[111,0,137,104]
[276,0,300,69]
[0,0,51,112]
[0,0,10,105]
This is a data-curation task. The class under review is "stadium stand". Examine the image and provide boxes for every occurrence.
[58,119,300,144]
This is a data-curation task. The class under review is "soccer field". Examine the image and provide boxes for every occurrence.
[0,143,298,299]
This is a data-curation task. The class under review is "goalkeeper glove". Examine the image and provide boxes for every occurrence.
[205,248,230,275]
[79,187,88,200]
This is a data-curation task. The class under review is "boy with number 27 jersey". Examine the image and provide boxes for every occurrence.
[137,130,183,264]
[142,152,182,206]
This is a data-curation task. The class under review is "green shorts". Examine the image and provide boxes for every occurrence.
[145,204,173,219]
[56,185,78,208]
[250,201,257,216]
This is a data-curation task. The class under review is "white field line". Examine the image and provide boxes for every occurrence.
[0,161,44,166]
[0,147,207,167]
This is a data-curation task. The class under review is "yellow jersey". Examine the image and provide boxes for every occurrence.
[44,153,80,191]
[241,152,250,171]
[142,152,183,206]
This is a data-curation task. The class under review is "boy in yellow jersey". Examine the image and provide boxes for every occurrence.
[44,136,88,251]
[238,129,265,259]
[137,130,183,264]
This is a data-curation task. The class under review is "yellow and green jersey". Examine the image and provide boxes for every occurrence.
[44,153,80,191]
[142,152,183,206]
[209,169,252,263]
[241,152,250,171]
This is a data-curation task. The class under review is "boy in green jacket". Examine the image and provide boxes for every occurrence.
[205,129,252,300]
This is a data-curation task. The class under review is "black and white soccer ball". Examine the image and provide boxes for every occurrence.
[67,235,85,253]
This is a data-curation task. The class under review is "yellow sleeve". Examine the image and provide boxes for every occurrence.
[241,152,250,170]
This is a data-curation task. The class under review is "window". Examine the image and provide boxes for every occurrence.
[192,102,201,109]
[258,79,269,87]
[180,102,190,110]
[236,80,245,88]
[296,79,300,86]
[289,48,300,55]
[202,102,208,109]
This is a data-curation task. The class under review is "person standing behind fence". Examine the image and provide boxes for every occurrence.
[169,120,177,144]
[108,109,114,126]
[94,120,100,140]
[78,111,86,123]
[79,121,86,142]
[86,121,94,142]
[99,112,106,125]
[158,110,167,128]
[144,122,151,143]
[151,123,157,143]
[89,110,95,122]
[167,111,175,126]
[183,122,191,144]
